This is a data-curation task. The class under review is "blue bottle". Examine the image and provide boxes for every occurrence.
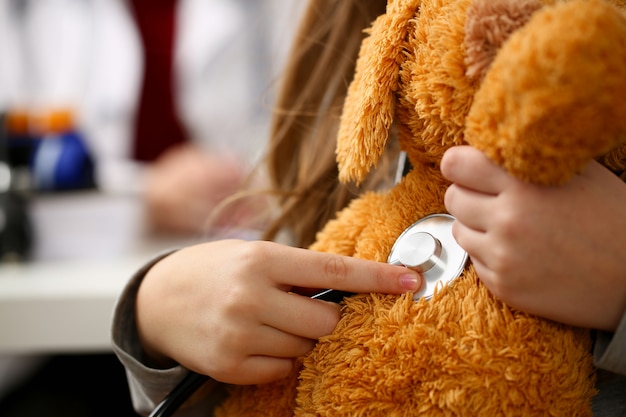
[31,110,96,191]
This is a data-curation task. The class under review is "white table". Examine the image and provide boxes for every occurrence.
[0,257,145,354]
[0,192,202,354]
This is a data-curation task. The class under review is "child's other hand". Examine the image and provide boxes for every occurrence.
[136,240,421,385]
[442,146,626,332]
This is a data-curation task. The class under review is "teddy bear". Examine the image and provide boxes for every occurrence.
[215,0,626,415]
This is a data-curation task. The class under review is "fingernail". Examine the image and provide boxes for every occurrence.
[400,273,420,291]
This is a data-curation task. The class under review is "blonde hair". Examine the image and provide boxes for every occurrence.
[260,0,393,248]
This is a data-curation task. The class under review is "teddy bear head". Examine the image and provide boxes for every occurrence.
[336,0,626,187]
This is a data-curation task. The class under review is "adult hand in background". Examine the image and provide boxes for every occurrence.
[136,240,422,384]
[144,143,254,235]
[442,145,626,332]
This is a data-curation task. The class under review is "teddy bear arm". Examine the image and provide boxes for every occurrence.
[466,0,626,186]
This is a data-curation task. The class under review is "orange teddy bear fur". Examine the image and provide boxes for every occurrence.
[216,0,626,415]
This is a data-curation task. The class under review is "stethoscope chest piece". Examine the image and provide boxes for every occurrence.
[388,214,468,301]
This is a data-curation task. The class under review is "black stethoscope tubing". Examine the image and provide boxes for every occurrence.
[147,289,351,417]
[148,371,209,417]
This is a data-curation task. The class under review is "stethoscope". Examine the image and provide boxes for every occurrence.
[148,155,468,417]
[148,214,468,417]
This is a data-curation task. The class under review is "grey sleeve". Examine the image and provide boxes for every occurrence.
[111,251,225,416]
[594,309,626,375]
[592,309,626,416]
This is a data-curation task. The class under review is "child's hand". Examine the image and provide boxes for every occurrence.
[442,146,626,331]
[136,240,421,384]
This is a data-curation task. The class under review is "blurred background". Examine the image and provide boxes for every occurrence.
[0,0,304,415]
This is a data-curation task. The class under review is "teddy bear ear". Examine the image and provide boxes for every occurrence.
[336,0,421,185]
[464,0,544,82]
